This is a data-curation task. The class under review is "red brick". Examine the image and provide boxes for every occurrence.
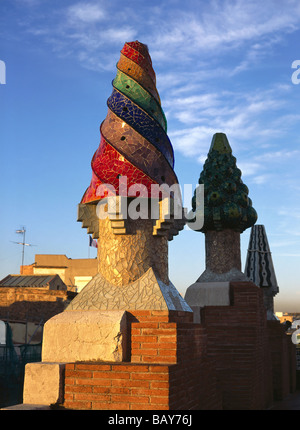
[63,393,74,401]
[71,385,93,393]
[151,381,169,389]
[149,396,169,405]
[149,365,170,373]
[159,349,177,357]
[131,387,169,397]
[130,403,169,410]
[75,377,111,386]
[156,342,177,351]
[111,364,149,372]
[131,355,142,362]
[140,349,158,356]
[132,322,159,329]
[65,363,75,370]
[140,341,159,349]
[131,371,168,381]
[111,394,149,404]
[93,371,130,379]
[92,402,129,410]
[76,363,111,371]
[141,328,176,336]
[65,370,93,378]
[64,400,92,410]
[133,335,158,343]
[74,393,110,402]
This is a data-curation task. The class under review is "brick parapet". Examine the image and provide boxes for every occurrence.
[62,308,221,410]
[197,281,296,409]
[64,362,170,410]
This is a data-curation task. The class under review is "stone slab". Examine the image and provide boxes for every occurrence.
[197,268,248,283]
[184,282,231,323]
[42,310,128,363]
[1,404,51,410]
[23,362,64,405]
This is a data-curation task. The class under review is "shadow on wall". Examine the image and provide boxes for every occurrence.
[0,296,76,323]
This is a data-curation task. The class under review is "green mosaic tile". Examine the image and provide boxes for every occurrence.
[113,70,167,132]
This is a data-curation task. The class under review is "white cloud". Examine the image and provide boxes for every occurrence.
[67,3,106,23]
[237,162,261,177]
[251,175,272,185]
[255,150,300,162]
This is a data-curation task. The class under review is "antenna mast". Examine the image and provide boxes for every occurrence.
[15,227,26,274]
[13,227,36,274]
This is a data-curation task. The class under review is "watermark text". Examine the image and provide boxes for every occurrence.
[94,176,204,231]
[0,60,6,84]
[291,60,300,85]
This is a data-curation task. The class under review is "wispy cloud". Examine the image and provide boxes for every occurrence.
[166,86,289,161]
[14,0,300,74]
[9,0,300,178]
[67,3,106,23]
[149,0,300,65]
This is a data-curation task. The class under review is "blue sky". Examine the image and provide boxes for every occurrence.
[0,0,299,311]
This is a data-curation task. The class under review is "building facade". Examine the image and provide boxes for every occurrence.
[21,254,98,292]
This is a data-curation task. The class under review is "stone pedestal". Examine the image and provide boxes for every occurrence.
[198,229,247,282]
[185,229,248,322]
[184,282,230,323]
[23,363,64,406]
[42,310,128,363]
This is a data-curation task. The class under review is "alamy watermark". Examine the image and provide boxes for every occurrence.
[0,60,6,84]
[93,176,204,231]
[291,60,300,85]
[291,320,300,345]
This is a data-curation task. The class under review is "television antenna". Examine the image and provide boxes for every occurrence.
[11,227,36,274]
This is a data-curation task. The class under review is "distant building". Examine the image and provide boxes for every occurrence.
[0,274,67,291]
[0,274,76,324]
[275,312,300,325]
[21,254,98,292]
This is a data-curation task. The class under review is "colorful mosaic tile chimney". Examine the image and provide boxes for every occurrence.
[81,40,177,204]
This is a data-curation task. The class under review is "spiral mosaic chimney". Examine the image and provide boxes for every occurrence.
[81,41,177,204]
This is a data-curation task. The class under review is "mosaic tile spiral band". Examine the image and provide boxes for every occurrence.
[81,41,177,204]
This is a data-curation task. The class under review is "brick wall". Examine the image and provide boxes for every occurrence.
[0,287,75,322]
[267,320,296,400]
[200,281,274,410]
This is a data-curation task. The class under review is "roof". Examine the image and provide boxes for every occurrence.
[0,275,59,288]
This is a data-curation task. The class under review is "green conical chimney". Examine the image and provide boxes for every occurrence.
[192,133,257,233]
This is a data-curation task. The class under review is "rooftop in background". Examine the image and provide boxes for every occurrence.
[0,274,67,290]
